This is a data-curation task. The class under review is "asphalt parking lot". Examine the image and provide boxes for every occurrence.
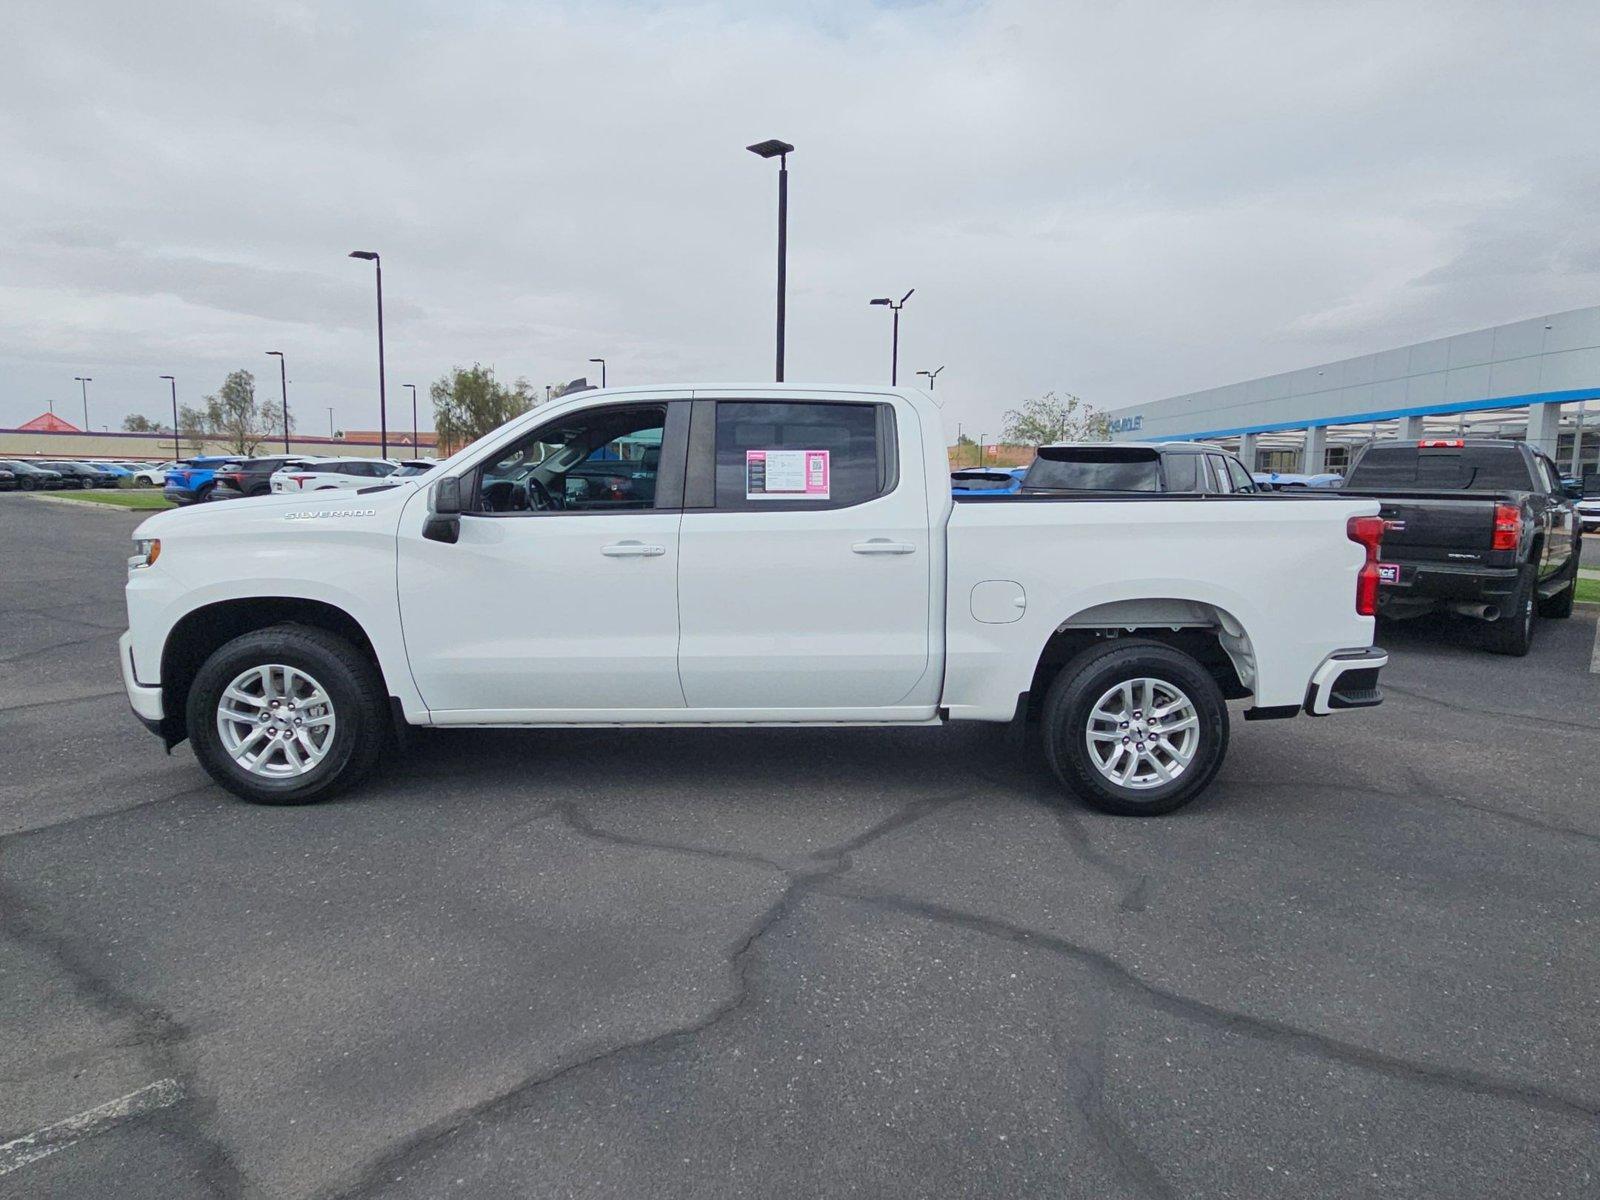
[3,496,1597,1200]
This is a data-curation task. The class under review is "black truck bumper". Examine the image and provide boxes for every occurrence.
[1376,560,1520,609]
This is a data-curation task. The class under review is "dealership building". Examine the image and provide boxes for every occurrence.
[1106,305,1600,481]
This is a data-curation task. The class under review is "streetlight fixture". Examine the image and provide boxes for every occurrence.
[746,138,794,382]
[588,358,607,388]
[74,376,92,430]
[159,376,179,461]
[265,351,290,453]
[348,250,388,457]
[403,384,418,451]
[916,365,945,392]
[869,289,915,385]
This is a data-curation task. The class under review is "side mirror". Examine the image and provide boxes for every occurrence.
[423,476,462,544]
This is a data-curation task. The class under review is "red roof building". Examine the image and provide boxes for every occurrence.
[16,412,82,433]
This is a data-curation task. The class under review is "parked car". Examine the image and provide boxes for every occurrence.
[164,456,244,505]
[39,461,121,489]
[121,385,1387,815]
[1576,493,1600,533]
[1253,471,1343,490]
[133,462,178,487]
[211,456,324,499]
[269,459,398,493]
[87,462,136,479]
[0,468,15,491]
[0,460,66,490]
[1021,442,1261,494]
[951,467,1027,495]
[1337,438,1581,655]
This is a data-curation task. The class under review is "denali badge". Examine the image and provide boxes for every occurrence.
[284,509,378,521]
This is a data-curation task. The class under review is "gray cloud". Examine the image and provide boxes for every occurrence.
[2,0,1598,435]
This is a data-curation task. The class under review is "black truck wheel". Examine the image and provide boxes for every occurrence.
[1042,640,1229,817]
[1482,565,1537,656]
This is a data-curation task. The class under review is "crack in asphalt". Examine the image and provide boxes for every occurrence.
[0,688,124,714]
[0,783,213,844]
[816,881,1600,1125]
[1381,681,1600,733]
[0,881,260,1198]
[0,630,121,666]
[320,792,962,1200]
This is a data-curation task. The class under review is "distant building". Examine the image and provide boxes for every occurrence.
[16,412,83,433]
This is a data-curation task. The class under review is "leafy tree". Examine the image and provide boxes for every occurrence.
[432,364,537,453]
[181,370,291,456]
[1000,392,1108,446]
[121,413,167,433]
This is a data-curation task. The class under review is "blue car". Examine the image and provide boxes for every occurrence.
[88,462,135,478]
[163,456,242,505]
[951,466,1027,495]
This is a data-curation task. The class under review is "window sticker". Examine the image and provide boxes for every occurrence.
[745,449,830,500]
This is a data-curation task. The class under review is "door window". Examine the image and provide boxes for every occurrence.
[471,405,668,514]
[711,401,895,511]
[1205,455,1236,493]
[1223,457,1257,492]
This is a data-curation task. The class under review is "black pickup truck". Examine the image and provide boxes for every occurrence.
[1338,438,1580,655]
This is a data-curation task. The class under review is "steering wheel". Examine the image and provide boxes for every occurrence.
[527,477,563,511]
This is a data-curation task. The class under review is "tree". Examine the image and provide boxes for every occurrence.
[432,364,537,453]
[1000,392,1109,446]
[122,413,166,433]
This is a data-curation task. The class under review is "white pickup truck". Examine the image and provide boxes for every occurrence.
[121,385,1388,816]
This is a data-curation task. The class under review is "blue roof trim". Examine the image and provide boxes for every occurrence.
[1142,387,1600,442]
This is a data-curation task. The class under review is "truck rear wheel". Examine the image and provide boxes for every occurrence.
[1482,566,1536,656]
[185,625,388,805]
[1042,640,1229,817]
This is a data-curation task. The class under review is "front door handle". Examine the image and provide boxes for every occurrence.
[852,539,916,555]
[602,541,666,558]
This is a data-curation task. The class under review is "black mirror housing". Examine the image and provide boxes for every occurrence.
[424,476,462,543]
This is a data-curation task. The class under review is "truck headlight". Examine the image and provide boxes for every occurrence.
[129,538,161,570]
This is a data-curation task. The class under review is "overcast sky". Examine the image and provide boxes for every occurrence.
[4,0,1598,441]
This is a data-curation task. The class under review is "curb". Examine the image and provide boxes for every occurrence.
[14,492,166,516]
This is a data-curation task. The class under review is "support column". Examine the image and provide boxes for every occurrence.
[1524,401,1561,458]
[1303,426,1327,474]
[1397,415,1425,439]
[1238,433,1258,471]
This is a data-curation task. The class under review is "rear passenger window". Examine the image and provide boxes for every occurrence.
[1162,454,1199,492]
[1205,456,1235,493]
[713,401,895,510]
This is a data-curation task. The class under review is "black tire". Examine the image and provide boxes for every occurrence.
[197,484,217,502]
[185,624,388,805]
[1041,640,1229,817]
[80,478,94,490]
[1482,565,1537,656]
[19,477,35,491]
[1537,554,1578,620]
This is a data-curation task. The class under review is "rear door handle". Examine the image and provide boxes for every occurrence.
[602,541,666,558]
[852,539,916,555]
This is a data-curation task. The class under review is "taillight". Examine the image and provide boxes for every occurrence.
[1347,514,1384,616]
[1418,438,1465,448]
[1492,502,1521,552]
[289,474,313,487]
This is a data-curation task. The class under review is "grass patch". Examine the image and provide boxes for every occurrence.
[1576,577,1600,606]
[44,489,176,511]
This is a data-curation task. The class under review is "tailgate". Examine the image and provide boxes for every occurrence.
[1374,497,1496,563]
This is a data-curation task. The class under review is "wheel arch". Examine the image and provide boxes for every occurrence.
[1022,597,1258,722]
[158,597,387,746]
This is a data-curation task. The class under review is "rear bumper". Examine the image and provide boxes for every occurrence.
[1304,647,1387,716]
[163,486,202,505]
[119,630,165,730]
[1377,560,1519,605]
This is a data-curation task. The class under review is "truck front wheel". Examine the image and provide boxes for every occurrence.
[1042,641,1229,817]
[185,625,388,805]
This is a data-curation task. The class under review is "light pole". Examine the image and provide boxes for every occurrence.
[869,289,915,385]
[916,365,945,392]
[403,384,418,451]
[348,251,388,457]
[747,139,794,382]
[74,376,92,430]
[159,376,179,461]
[588,358,607,388]
[266,351,290,452]
[327,407,335,437]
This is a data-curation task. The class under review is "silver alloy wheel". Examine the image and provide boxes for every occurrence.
[216,664,337,779]
[1085,676,1200,791]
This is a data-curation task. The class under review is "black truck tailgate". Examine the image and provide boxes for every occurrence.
[1340,491,1501,564]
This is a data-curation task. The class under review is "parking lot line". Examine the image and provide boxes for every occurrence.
[1592,612,1600,674]
[0,1079,183,1177]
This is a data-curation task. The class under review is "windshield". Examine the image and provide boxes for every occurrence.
[1023,447,1162,492]
[1345,445,1534,491]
